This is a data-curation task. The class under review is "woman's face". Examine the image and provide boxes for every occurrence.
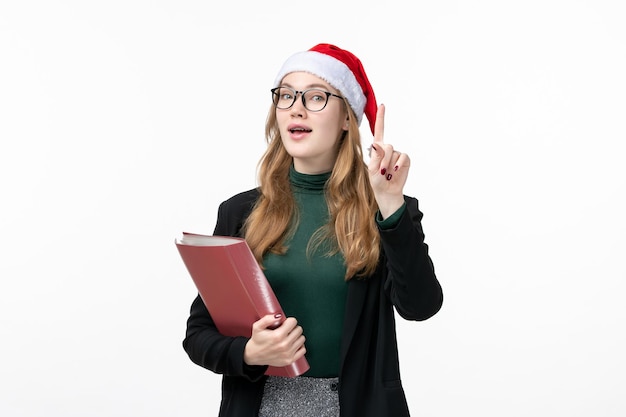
[275,72,348,174]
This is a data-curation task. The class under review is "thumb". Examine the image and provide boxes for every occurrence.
[257,313,284,330]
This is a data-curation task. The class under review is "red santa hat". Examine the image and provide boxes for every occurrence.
[273,43,378,135]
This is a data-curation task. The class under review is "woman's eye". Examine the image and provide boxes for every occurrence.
[308,91,326,102]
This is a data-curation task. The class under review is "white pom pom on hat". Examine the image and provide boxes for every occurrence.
[273,43,378,135]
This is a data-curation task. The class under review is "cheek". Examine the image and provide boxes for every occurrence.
[275,111,287,127]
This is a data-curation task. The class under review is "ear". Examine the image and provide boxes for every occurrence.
[342,116,349,131]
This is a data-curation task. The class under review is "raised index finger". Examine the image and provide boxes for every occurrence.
[373,103,385,145]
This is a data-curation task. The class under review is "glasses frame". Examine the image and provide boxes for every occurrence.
[270,87,344,112]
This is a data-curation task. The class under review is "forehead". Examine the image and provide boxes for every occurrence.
[280,72,339,94]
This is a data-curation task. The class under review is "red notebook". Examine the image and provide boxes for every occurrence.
[176,232,309,377]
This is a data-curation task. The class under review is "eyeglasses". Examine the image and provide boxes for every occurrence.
[271,87,343,112]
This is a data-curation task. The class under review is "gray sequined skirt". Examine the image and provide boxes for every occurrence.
[258,376,340,417]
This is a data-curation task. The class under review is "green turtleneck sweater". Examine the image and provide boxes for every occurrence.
[263,167,405,377]
[262,168,346,377]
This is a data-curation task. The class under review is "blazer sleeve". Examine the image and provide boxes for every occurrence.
[379,195,443,321]
[182,190,267,380]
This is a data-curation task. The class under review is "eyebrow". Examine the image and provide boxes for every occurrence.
[280,82,333,91]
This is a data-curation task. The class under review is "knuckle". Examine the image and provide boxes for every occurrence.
[276,339,291,351]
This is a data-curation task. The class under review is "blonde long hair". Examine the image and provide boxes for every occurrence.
[243,101,380,279]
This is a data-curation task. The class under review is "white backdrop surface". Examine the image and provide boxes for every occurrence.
[1,1,625,416]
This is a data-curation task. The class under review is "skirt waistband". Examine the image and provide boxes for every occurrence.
[259,376,340,417]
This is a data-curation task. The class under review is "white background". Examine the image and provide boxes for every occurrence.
[1,1,625,416]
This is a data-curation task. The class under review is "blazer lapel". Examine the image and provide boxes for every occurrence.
[339,278,368,368]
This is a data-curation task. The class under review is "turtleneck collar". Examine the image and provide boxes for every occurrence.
[289,164,331,192]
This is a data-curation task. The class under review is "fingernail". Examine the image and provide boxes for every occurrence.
[274,313,283,319]
[386,173,393,180]
[381,168,387,176]
[394,165,399,171]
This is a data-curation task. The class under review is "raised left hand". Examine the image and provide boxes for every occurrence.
[367,104,410,219]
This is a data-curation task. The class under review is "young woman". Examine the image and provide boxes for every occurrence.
[183,43,443,417]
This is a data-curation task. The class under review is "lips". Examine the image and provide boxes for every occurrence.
[288,126,312,133]
[287,124,312,140]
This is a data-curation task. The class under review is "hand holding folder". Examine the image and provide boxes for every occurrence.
[176,232,310,377]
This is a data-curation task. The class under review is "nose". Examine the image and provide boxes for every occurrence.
[290,92,306,117]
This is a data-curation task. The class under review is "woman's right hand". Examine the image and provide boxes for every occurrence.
[243,314,306,367]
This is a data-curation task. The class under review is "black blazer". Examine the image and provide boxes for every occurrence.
[183,189,443,417]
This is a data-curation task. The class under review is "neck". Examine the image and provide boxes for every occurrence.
[292,158,335,175]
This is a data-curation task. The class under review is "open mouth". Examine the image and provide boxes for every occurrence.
[289,127,312,133]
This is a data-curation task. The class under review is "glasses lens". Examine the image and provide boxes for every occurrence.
[273,87,295,109]
[303,89,329,112]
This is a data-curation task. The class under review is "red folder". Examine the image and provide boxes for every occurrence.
[176,232,309,377]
